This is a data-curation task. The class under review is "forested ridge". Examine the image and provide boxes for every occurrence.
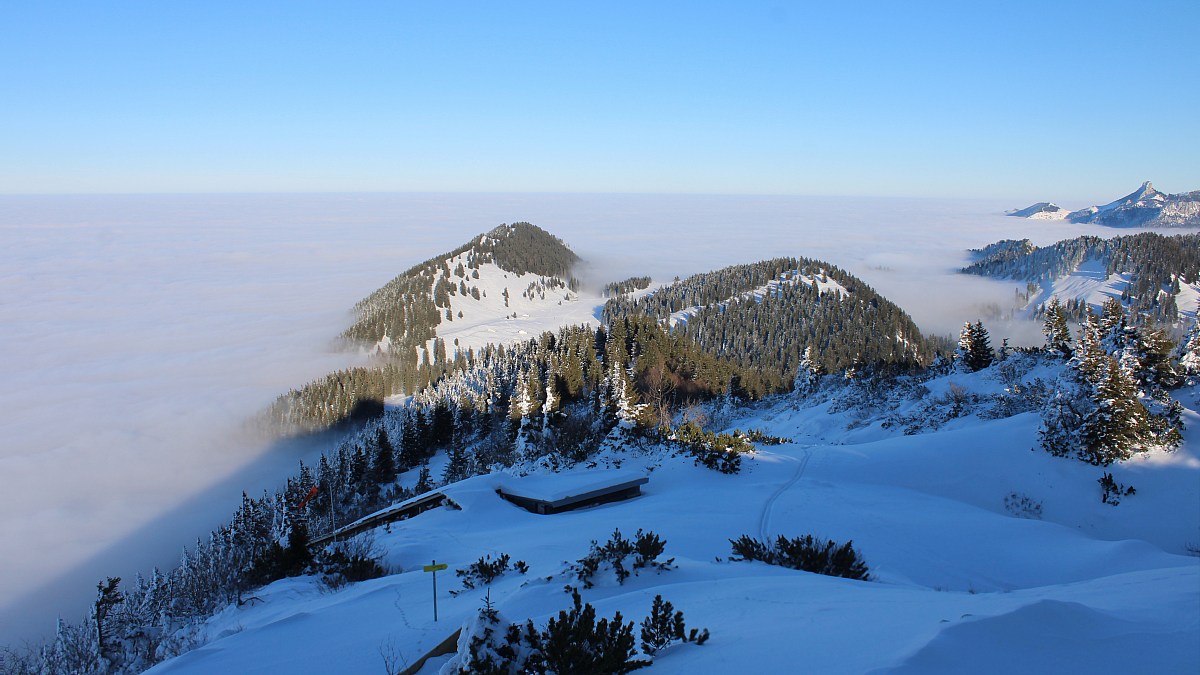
[266,223,580,431]
[272,238,947,433]
[603,276,653,297]
[962,232,1200,325]
[602,257,943,389]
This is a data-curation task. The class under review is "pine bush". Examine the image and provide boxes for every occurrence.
[573,529,675,589]
[730,534,870,580]
[639,595,709,656]
[520,591,649,674]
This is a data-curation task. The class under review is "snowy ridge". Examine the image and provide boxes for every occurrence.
[1008,181,1200,228]
[667,268,846,328]
[145,361,1199,675]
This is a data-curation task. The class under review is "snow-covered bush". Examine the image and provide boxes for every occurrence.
[445,592,523,674]
[572,529,675,589]
[522,591,647,674]
[447,591,649,674]
[729,534,870,580]
[638,595,709,656]
[1003,492,1044,519]
[316,534,388,590]
[1098,472,1136,506]
[980,377,1050,420]
[739,428,790,445]
[446,591,709,674]
[452,553,527,595]
[670,422,751,474]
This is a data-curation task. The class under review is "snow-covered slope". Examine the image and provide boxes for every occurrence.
[1026,258,1200,322]
[433,260,597,354]
[961,232,1200,327]
[146,366,1200,675]
[348,222,586,359]
[379,256,604,359]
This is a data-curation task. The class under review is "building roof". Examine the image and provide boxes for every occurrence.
[496,469,648,510]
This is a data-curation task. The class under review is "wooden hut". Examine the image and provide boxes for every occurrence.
[496,470,649,515]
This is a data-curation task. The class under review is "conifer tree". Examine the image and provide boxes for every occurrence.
[561,348,586,400]
[1075,310,1108,385]
[1083,357,1151,465]
[370,427,396,485]
[966,321,994,371]
[402,409,423,460]
[1043,298,1073,356]
[93,577,123,670]
[1176,314,1200,375]
[1126,325,1182,389]
[443,446,471,484]
[955,321,974,369]
[414,464,434,495]
[1038,367,1094,460]
[957,320,994,372]
[794,345,822,394]
[542,378,560,419]
[283,518,313,576]
[1099,297,1126,337]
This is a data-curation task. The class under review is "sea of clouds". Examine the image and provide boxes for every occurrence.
[0,192,1115,644]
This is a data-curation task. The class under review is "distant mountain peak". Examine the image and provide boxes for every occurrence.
[1104,180,1165,209]
[1008,181,1198,228]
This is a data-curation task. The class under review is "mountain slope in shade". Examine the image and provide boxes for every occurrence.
[1008,182,1200,228]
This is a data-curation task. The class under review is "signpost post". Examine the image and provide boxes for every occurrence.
[423,560,448,621]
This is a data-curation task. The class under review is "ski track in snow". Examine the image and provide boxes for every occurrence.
[758,446,813,542]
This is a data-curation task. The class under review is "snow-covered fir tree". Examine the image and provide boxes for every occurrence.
[1176,311,1200,376]
[955,321,994,372]
[1038,299,1181,465]
[1042,297,1073,356]
[793,345,823,395]
[1082,356,1152,465]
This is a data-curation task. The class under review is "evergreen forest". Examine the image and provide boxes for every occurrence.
[602,257,945,389]
[962,232,1200,325]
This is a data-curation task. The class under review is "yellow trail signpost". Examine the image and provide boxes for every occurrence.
[423,560,448,621]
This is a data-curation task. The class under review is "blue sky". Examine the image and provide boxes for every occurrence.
[2,1,1196,199]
